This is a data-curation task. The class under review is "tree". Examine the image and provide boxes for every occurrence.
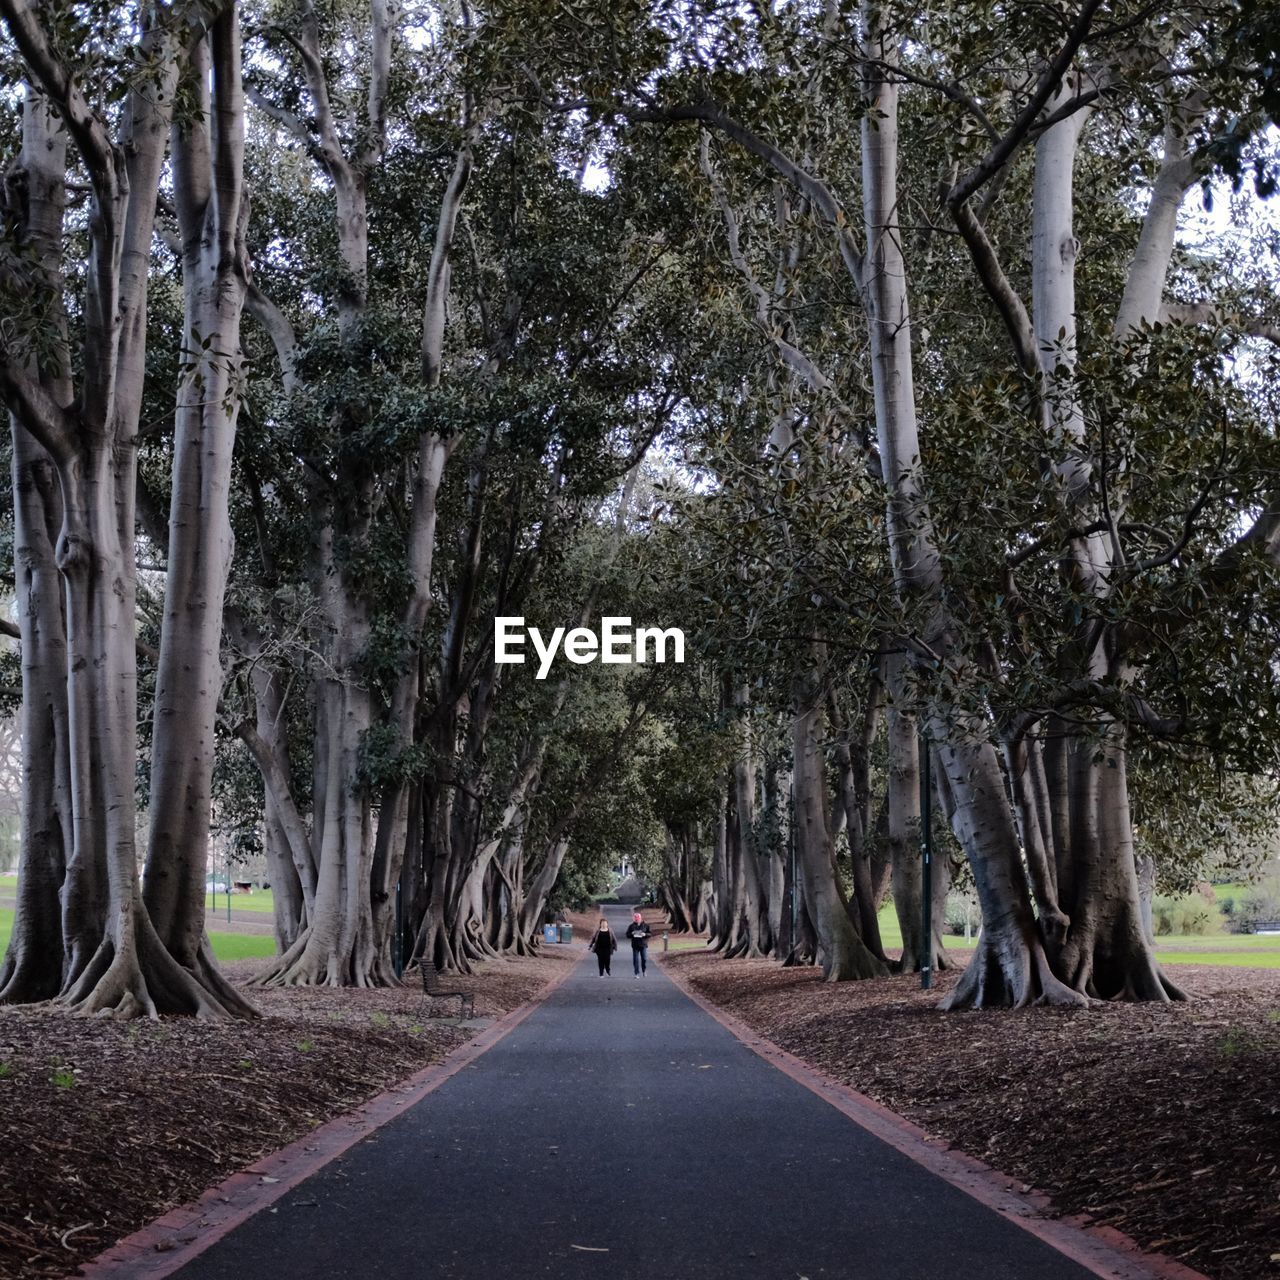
[0,0,255,1016]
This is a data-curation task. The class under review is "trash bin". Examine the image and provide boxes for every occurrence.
[542,924,557,944]
[558,924,574,944]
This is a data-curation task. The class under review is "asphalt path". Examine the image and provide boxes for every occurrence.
[171,905,1099,1280]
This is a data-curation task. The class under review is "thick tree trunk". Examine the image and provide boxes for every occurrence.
[726,692,770,957]
[143,14,255,1017]
[780,843,819,968]
[936,733,1082,1009]
[860,15,1080,1007]
[2,430,72,1002]
[707,801,731,951]
[257,545,382,986]
[263,802,305,951]
[832,696,887,961]
[887,704,948,973]
[792,669,887,981]
[1055,731,1184,1000]
[754,761,787,946]
[519,839,571,945]
[0,96,73,1004]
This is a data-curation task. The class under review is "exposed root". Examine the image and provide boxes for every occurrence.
[940,928,1087,1011]
[253,924,393,990]
[1059,915,1190,1005]
[58,914,259,1019]
[822,940,890,982]
[0,943,62,1005]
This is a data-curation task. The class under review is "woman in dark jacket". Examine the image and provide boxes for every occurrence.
[589,919,618,975]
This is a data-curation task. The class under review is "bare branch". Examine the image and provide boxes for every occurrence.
[243,84,322,158]
[363,0,394,168]
[245,283,299,394]
[1160,301,1280,347]
[1116,86,1208,335]
[950,200,1040,380]
[210,5,247,264]
[948,0,1106,206]
[422,94,477,389]
[0,347,77,464]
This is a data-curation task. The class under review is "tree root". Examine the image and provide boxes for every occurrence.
[940,927,1087,1010]
[58,912,258,1019]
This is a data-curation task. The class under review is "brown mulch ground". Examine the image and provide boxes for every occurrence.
[667,951,1280,1280]
[0,951,572,1280]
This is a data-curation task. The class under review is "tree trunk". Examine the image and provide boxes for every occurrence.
[143,13,256,1017]
[1055,730,1184,1000]
[727,686,770,956]
[832,695,887,961]
[0,95,73,1004]
[792,668,887,981]
[860,14,1082,1008]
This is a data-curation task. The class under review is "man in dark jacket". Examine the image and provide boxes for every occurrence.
[625,912,651,977]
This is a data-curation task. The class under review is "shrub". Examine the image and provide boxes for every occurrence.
[1152,894,1217,936]
[1152,894,1179,936]
[1180,902,1212,935]
[944,893,979,937]
[1232,885,1280,934]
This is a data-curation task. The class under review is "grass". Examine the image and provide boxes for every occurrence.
[877,902,979,951]
[5,874,278,917]
[1157,950,1280,968]
[0,906,276,963]
[1153,932,1280,950]
[206,930,278,960]
[665,903,1280,966]
[205,890,276,914]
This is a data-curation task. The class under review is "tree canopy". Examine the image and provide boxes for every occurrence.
[1,0,1277,1015]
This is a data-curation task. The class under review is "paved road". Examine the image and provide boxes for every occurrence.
[172,906,1097,1280]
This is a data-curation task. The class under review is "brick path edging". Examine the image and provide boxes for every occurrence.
[659,955,1212,1280]
[76,952,583,1280]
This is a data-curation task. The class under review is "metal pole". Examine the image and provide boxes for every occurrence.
[226,848,231,924]
[393,880,404,979]
[920,729,933,990]
[789,781,797,940]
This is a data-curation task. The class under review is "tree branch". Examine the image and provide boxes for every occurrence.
[947,0,1106,206]
[245,283,299,394]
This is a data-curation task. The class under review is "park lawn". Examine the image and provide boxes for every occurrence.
[206,890,276,913]
[877,902,978,950]
[1155,949,1280,968]
[0,907,275,963]
[207,930,277,960]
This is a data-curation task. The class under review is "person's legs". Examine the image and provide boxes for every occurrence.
[597,955,607,976]
[640,947,647,975]
[633,947,641,976]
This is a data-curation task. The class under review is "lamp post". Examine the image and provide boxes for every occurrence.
[393,880,404,979]
[920,728,933,991]
[788,780,798,946]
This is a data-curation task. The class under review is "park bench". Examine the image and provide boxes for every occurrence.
[1253,918,1280,935]
[419,965,476,1019]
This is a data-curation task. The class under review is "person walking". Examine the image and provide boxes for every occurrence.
[625,911,652,977]
[589,919,617,976]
